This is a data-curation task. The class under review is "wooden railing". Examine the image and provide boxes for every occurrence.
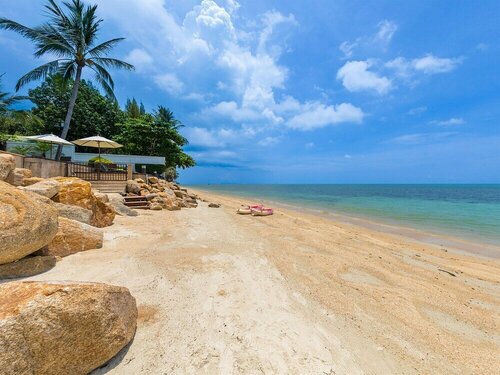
[67,162,128,181]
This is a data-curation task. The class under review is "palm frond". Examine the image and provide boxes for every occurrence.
[87,60,114,89]
[58,60,77,81]
[86,38,125,57]
[15,60,61,91]
[93,73,116,101]
[0,19,44,42]
[91,57,134,71]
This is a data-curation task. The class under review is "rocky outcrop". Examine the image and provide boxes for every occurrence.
[36,217,103,258]
[90,196,116,228]
[22,176,44,186]
[208,203,221,208]
[20,179,60,198]
[52,177,93,208]
[0,255,57,280]
[125,177,199,211]
[126,179,141,194]
[6,168,32,186]
[53,203,92,225]
[150,202,162,210]
[0,180,58,265]
[0,281,137,375]
[108,193,138,217]
[52,177,115,227]
[0,154,15,181]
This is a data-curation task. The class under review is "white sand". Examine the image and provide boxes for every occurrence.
[24,193,500,374]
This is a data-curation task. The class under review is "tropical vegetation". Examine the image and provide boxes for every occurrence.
[0,0,133,159]
[0,0,195,176]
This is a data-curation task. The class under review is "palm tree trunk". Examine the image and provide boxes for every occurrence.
[55,65,83,160]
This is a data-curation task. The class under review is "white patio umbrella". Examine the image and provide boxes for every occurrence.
[72,136,122,160]
[23,134,73,159]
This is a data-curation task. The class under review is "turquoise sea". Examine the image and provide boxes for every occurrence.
[193,184,500,247]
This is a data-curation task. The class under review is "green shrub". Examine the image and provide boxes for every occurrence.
[88,156,113,164]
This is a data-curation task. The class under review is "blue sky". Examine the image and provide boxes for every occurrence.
[1,0,499,183]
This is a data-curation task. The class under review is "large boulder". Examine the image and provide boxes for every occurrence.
[36,217,103,258]
[22,176,44,186]
[0,181,58,265]
[52,177,93,208]
[0,281,137,375]
[6,168,32,186]
[0,154,15,181]
[90,197,116,228]
[108,193,138,217]
[52,177,115,227]
[20,179,60,199]
[0,255,57,280]
[157,192,181,211]
[148,176,159,184]
[126,179,141,194]
[53,203,92,225]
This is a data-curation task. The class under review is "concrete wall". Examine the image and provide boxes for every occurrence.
[23,157,67,178]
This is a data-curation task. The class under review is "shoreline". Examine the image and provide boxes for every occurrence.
[191,186,500,259]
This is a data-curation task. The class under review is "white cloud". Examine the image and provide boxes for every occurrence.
[431,117,465,126]
[386,54,462,77]
[154,73,184,95]
[390,132,457,145]
[408,106,427,115]
[125,49,153,72]
[413,54,461,74]
[287,102,364,130]
[376,20,397,43]
[258,136,281,146]
[337,60,392,94]
[344,154,352,159]
[338,19,397,59]
[183,127,223,147]
[339,41,356,59]
[305,142,315,149]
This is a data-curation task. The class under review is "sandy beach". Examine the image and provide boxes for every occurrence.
[23,189,500,375]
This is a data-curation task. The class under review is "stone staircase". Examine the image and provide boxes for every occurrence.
[123,196,150,210]
[90,181,127,194]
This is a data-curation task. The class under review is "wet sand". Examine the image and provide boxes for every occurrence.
[25,190,500,374]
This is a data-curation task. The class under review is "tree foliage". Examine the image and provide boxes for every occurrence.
[29,75,124,139]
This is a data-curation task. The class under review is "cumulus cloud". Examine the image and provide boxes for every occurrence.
[287,102,364,130]
[337,60,392,94]
[154,73,184,95]
[125,49,153,72]
[386,54,462,77]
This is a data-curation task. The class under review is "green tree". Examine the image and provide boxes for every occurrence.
[125,98,141,118]
[0,0,133,159]
[115,106,195,172]
[29,75,124,140]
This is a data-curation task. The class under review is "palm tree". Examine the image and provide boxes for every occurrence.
[0,74,24,113]
[0,0,134,159]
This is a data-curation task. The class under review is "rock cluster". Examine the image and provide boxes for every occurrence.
[125,176,200,211]
[0,176,114,279]
[0,158,137,373]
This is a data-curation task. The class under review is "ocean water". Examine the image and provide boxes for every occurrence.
[193,184,500,247]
